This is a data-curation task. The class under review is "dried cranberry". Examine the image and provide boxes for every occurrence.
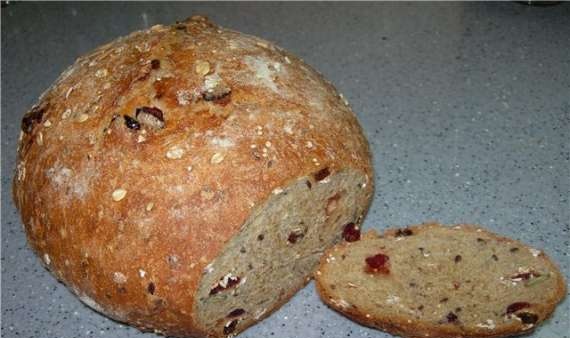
[227,308,245,318]
[21,105,45,133]
[454,255,462,263]
[395,228,413,237]
[223,320,238,335]
[516,312,538,325]
[365,253,390,274]
[313,167,331,182]
[342,223,360,242]
[147,282,155,295]
[287,231,304,244]
[446,311,458,323]
[150,59,160,69]
[209,276,241,295]
[124,115,141,130]
[506,302,530,314]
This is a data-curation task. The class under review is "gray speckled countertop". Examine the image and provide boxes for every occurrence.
[2,2,569,338]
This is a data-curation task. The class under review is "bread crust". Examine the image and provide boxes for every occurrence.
[315,223,566,338]
[13,16,373,337]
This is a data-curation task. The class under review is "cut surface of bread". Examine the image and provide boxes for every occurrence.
[194,169,369,336]
[315,223,566,338]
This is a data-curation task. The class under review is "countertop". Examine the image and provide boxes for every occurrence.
[2,2,569,338]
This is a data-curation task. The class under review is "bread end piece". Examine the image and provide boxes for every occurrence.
[315,223,566,338]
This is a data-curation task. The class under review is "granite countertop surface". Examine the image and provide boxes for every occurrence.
[1,2,568,338]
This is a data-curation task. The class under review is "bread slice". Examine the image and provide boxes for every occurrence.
[315,223,566,338]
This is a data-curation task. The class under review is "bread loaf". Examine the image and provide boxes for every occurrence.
[12,16,373,337]
[315,223,566,338]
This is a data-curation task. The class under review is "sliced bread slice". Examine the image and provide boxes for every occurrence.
[315,223,566,338]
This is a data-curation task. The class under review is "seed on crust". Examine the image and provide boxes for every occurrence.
[166,147,184,159]
[112,188,127,201]
[113,272,127,284]
[95,68,108,78]
[76,113,89,123]
[61,109,72,120]
[210,152,225,164]
[195,60,210,76]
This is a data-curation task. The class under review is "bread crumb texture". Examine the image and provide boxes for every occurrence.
[13,16,373,338]
[316,223,566,338]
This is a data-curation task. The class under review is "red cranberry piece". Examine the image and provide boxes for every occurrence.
[123,115,141,130]
[506,302,530,314]
[223,320,238,335]
[342,223,360,242]
[150,59,161,69]
[365,253,390,274]
[395,228,413,237]
[22,105,46,133]
[446,311,458,323]
[227,308,245,318]
[517,312,538,324]
[147,282,156,295]
[287,231,304,244]
[313,167,330,182]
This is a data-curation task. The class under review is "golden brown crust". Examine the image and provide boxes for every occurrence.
[13,16,373,337]
[315,223,566,338]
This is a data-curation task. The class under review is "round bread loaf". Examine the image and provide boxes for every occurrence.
[12,16,373,337]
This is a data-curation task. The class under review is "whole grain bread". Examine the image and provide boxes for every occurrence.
[315,223,566,338]
[12,16,373,337]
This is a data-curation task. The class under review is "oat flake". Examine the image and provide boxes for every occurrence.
[112,188,127,201]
